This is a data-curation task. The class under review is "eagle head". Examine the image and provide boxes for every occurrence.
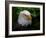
[18,10,32,26]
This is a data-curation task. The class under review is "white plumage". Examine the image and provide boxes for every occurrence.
[18,10,32,26]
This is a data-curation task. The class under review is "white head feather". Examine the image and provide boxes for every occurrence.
[18,10,32,26]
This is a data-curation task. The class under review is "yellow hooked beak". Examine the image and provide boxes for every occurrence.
[27,15,32,20]
[23,14,32,20]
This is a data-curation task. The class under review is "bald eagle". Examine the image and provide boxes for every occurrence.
[12,10,32,31]
[18,10,32,26]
